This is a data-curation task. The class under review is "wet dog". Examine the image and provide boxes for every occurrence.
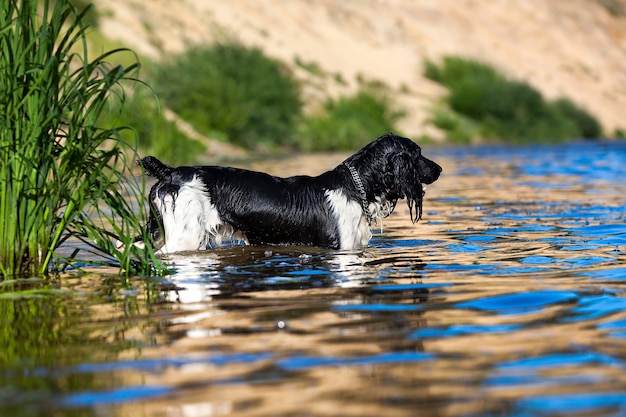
[122,133,442,254]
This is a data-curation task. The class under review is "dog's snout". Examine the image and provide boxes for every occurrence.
[419,156,442,184]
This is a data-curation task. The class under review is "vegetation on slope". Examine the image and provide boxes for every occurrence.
[153,43,303,150]
[424,56,603,144]
[297,81,406,151]
[90,5,609,160]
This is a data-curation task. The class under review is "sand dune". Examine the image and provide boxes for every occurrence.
[96,0,626,138]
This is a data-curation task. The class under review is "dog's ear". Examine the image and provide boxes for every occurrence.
[139,156,173,181]
[389,152,424,223]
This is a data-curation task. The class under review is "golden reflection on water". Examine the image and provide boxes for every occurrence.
[49,145,626,416]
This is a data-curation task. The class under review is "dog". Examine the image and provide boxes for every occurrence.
[122,133,442,254]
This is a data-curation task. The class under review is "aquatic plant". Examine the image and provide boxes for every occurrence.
[0,0,158,277]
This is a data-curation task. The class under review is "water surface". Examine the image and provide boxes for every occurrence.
[1,141,625,416]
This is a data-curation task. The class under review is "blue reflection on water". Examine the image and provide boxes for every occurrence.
[444,141,626,180]
[410,324,521,339]
[571,295,626,319]
[62,386,172,408]
[516,392,626,415]
[485,352,624,394]
[64,353,273,376]
[333,303,422,312]
[279,351,435,370]
[496,352,622,370]
[458,291,578,314]
[581,267,626,281]
[372,283,452,291]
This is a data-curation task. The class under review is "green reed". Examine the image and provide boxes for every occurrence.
[0,0,158,278]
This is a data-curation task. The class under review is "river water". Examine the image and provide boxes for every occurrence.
[1,141,626,416]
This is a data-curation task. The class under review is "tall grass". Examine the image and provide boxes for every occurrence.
[0,0,157,278]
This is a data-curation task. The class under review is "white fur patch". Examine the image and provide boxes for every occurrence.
[325,189,371,250]
[156,176,247,254]
[368,197,394,233]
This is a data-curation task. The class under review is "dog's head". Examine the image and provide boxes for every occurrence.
[345,133,442,222]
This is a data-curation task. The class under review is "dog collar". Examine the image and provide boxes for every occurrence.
[344,162,372,223]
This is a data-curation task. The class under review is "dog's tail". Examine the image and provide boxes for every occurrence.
[139,156,173,181]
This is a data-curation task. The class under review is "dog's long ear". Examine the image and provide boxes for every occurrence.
[389,152,423,223]
[139,156,173,181]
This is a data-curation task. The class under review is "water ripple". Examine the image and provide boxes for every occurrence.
[458,291,579,314]
[5,142,626,417]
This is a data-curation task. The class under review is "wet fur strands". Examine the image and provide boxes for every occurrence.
[122,133,442,254]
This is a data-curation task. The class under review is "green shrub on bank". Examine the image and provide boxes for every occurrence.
[102,88,206,165]
[427,109,479,145]
[0,0,158,277]
[298,85,406,151]
[552,97,603,139]
[425,56,602,143]
[153,43,302,149]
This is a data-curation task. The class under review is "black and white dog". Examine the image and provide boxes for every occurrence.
[124,133,442,254]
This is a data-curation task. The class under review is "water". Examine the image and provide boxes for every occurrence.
[1,141,626,416]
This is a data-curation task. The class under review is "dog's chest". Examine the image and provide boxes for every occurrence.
[325,189,371,250]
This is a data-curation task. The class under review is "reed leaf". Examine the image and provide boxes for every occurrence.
[0,0,160,278]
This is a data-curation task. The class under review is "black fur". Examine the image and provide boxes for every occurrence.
[135,133,442,252]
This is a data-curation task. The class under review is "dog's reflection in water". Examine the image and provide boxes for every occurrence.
[158,245,422,303]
